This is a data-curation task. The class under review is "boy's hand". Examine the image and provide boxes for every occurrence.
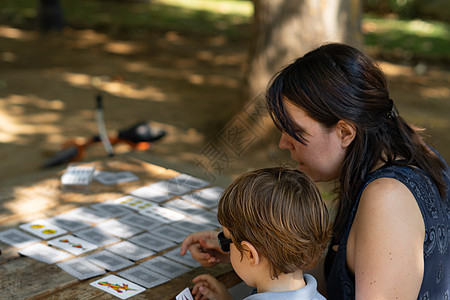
[192,274,233,300]
[180,231,230,267]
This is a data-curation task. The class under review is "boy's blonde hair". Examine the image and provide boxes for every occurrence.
[217,167,331,279]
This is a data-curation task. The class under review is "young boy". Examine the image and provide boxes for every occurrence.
[191,167,331,300]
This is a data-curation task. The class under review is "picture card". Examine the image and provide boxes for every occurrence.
[171,174,210,190]
[118,265,171,289]
[163,198,208,217]
[181,186,224,209]
[151,224,190,243]
[57,257,105,280]
[140,256,191,278]
[128,232,176,252]
[111,195,156,211]
[61,165,95,186]
[129,186,172,203]
[171,218,217,233]
[48,234,98,255]
[148,180,193,196]
[90,202,132,218]
[90,275,145,299]
[118,213,164,231]
[163,247,202,268]
[48,214,91,232]
[0,228,41,248]
[85,250,134,272]
[93,170,139,185]
[176,287,195,300]
[19,243,72,264]
[64,207,110,224]
[19,219,67,240]
[190,210,220,227]
[106,241,155,261]
[140,206,186,223]
[95,219,143,239]
[74,227,120,247]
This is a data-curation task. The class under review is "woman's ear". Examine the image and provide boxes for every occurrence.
[336,120,356,148]
[241,241,260,266]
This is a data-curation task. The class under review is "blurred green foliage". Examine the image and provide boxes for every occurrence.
[0,0,448,63]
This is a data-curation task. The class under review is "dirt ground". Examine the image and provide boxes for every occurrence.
[0,25,449,188]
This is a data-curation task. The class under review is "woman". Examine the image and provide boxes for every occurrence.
[181,43,449,299]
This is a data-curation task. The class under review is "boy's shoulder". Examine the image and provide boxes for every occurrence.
[244,274,326,300]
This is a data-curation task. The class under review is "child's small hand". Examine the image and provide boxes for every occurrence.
[192,274,233,300]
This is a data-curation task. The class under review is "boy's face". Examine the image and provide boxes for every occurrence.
[223,227,256,288]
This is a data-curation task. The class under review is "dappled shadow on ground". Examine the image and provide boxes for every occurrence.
[0,25,449,189]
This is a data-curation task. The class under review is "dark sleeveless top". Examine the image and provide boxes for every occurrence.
[326,160,450,299]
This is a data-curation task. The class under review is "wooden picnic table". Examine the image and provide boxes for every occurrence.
[0,156,239,299]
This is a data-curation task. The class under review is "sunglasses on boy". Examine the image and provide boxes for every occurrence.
[218,231,233,252]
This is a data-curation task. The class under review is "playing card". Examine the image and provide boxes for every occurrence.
[74,227,120,247]
[171,174,210,190]
[90,202,132,218]
[139,205,186,223]
[48,234,98,255]
[19,243,72,264]
[176,287,195,300]
[171,218,217,233]
[106,241,155,261]
[64,207,110,224]
[118,213,164,231]
[128,232,176,252]
[61,165,95,186]
[163,247,202,268]
[85,250,134,271]
[181,186,224,209]
[19,219,67,240]
[148,180,193,196]
[95,219,143,239]
[190,210,220,227]
[163,198,208,217]
[0,228,41,248]
[129,186,172,203]
[93,170,139,185]
[151,224,190,243]
[57,257,105,280]
[48,213,91,231]
[140,256,191,278]
[90,275,145,299]
[111,195,156,211]
[118,265,170,289]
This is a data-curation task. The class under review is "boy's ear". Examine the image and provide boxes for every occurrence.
[241,241,260,266]
[336,120,356,148]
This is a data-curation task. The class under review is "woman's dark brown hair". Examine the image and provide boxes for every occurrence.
[266,43,447,239]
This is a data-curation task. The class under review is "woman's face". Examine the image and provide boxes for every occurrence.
[278,101,347,182]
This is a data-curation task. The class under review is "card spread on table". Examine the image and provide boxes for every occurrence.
[57,257,105,280]
[163,247,202,268]
[48,214,91,232]
[74,227,121,246]
[90,275,145,299]
[93,170,139,185]
[85,250,134,271]
[130,186,172,203]
[61,165,95,186]
[19,243,72,264]
[118,213,164,231]
[19,219,67,240]
[111,195,156,211]
[176,287,195,300]
[139,206,186,223]
[118,265,170,289]
[0,228,41,248]
[48,234,98,255]
[151,224,190,243]
[171,219,217,233]
[181,186,224,209]
[106,241,155,261]
[140,256,191,278]
[128,232,176,252]
[90,202,132,218]
[64,207,110,224]
[171,174,210,190]
[163,198,208,216]
[95,219,143,239]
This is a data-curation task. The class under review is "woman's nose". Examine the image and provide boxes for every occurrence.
[279,133,291,150]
